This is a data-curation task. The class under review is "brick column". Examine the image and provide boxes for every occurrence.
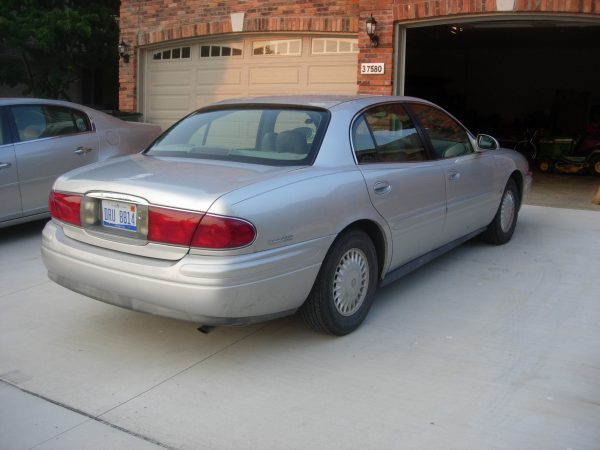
[358,1,395,95]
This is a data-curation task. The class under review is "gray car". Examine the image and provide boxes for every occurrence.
[41,96,531,335]
[0,98,161,228]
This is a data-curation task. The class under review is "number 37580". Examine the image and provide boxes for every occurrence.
[360,63,385,74]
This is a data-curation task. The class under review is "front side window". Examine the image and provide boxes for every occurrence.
[352,103,428,163]
[10,105,91,142]
[146,107,328,166]
[408,103,473,159]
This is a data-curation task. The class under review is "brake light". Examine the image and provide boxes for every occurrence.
[147,206,255,249]
[49,191,82,226]
[148,206,204,246]
[191,215,256,249]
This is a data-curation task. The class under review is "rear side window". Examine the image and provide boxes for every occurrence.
[408,103,473,159]
[147,107,329,166]
[10,105,92,142]
[352,103,428,163]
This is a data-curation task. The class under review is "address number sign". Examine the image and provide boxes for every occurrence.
[360,63,385,75]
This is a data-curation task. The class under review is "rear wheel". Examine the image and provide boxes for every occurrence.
[301,229,378,335]
[538,158,554,173]
[481,179,519,245]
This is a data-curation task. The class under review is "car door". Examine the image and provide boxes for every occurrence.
[352,103,447,271]
[407,103,497,242]
[9,104,99,217]
[0,108,22,222]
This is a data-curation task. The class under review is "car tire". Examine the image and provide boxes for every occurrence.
[538,158,554,173]
[301,229,378,336]
[481,179,519,246]
[589,156,600,177]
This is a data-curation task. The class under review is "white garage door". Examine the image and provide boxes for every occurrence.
[142,36,358,129]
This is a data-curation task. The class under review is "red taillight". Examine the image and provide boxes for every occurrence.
[191,215,256,249]
[48,191,82,226]
[148,206,204,246]
[135,205,255,250]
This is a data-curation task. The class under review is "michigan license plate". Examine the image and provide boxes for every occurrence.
[102,200,137,232]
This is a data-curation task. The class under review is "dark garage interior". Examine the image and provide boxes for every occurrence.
[404,20,600,151]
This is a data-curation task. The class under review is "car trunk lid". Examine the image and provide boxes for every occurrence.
[53,154,299,259]
[57,154,297,210]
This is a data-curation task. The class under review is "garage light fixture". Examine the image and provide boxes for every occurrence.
[118,40,131,63]
[450,25,464,35]
[366,15,379,47]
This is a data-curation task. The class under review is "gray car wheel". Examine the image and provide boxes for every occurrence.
[301,229,378,335]
[481,179,519,245]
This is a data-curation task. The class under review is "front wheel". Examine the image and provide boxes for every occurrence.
[481,179,519,245]
[301,229,378,335]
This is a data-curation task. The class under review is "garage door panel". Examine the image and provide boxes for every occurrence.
[308,65,357,84]
[249,66,300,85]
[148,69,192,87]
[196,86,245,95]
[195,94,242,109]
[196,68,243,86]
[148,94,190,109]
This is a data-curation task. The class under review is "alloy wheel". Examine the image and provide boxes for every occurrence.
[332,248,369,316]
[500,189,516,233]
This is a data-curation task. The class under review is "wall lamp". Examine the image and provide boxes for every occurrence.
[118,40,131,63]
[366,15,379,47]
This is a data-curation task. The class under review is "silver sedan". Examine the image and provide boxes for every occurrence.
[41,96,531,335]
[0,98,161,228]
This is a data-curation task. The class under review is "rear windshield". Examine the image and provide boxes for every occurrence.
[145,107,329,166]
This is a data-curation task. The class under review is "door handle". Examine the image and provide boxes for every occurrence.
[0,162,11,169]
[74,147,93,155]
[373,181,391,195]
[447,170,460,181]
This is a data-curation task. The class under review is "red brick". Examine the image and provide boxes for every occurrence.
[119,0,600,110]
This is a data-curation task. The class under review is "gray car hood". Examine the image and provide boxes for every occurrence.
[54,154,302,212]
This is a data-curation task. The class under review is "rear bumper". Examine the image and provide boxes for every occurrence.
[41,221,331,325]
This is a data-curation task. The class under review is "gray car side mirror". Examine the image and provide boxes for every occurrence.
[476,134,499,151]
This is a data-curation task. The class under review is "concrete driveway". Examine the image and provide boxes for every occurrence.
[1,205,599,450]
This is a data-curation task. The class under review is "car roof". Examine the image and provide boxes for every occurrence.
[1,95,434,114]
[210,95,433,111]
[0,98,84,108]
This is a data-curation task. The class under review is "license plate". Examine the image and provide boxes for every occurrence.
[102,200,137,232]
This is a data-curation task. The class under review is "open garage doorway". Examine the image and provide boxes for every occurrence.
[402,19,600,154]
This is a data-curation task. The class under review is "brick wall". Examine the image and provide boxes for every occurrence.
[119,0,360,111]
[357,0,395,95]
[119,0,599,110]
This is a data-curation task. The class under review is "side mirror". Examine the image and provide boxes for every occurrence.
[476,134,499,151]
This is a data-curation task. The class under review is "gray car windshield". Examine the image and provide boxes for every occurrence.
[146,107,329,166]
